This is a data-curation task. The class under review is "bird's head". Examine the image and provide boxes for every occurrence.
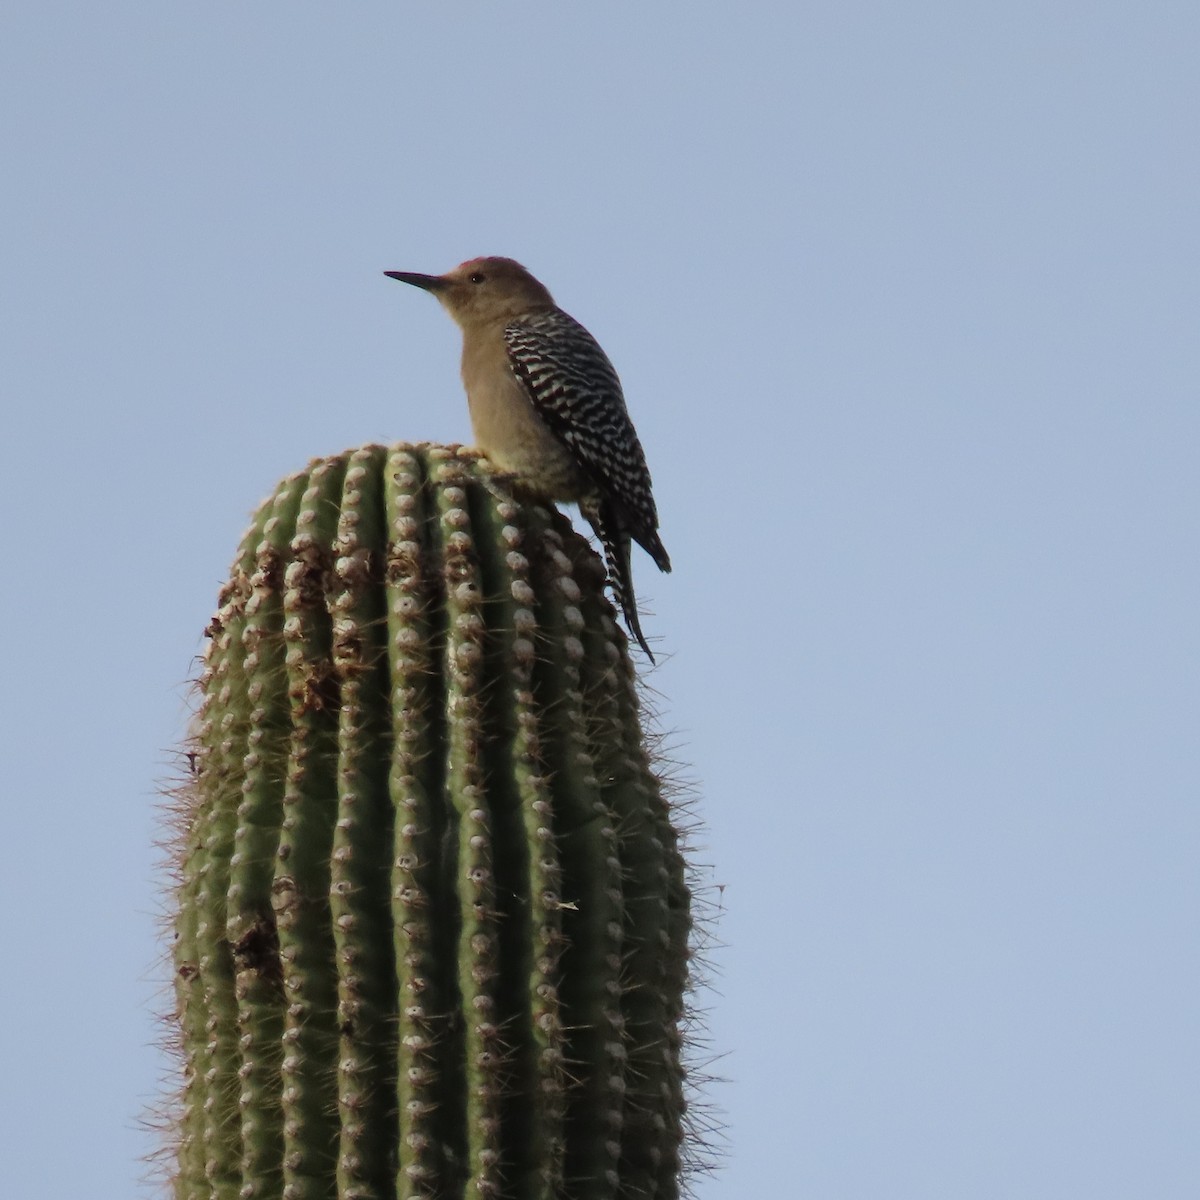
[385,257,556,328]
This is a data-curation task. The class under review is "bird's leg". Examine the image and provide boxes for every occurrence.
[471,461,524,504]
[454,446,517,497]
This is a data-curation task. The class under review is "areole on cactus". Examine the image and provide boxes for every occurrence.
[168,443,696,1200]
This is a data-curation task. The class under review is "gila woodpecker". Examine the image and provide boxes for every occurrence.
[385,256,670,661]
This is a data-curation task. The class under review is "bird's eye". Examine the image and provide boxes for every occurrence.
[468,272,486,284]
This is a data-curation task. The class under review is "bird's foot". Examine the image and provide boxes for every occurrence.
[474,461,523,503]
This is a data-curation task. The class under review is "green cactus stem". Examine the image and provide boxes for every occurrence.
[171,443,693,1200]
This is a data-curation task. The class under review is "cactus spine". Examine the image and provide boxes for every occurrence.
[171,444,692,1200]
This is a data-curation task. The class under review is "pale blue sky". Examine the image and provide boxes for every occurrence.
[2,4,1197,1198]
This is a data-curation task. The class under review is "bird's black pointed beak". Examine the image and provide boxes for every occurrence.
[384,270,447,292]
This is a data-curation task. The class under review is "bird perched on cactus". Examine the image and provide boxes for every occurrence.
[386,256,670,661]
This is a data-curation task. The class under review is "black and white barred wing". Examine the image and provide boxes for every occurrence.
[503,308,662,540]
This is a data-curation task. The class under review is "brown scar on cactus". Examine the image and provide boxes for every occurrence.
[152,442,721,1200]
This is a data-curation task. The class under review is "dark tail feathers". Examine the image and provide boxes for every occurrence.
[581,497,666,662]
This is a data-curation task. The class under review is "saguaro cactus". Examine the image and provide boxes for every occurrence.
[170,443,692,1200]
